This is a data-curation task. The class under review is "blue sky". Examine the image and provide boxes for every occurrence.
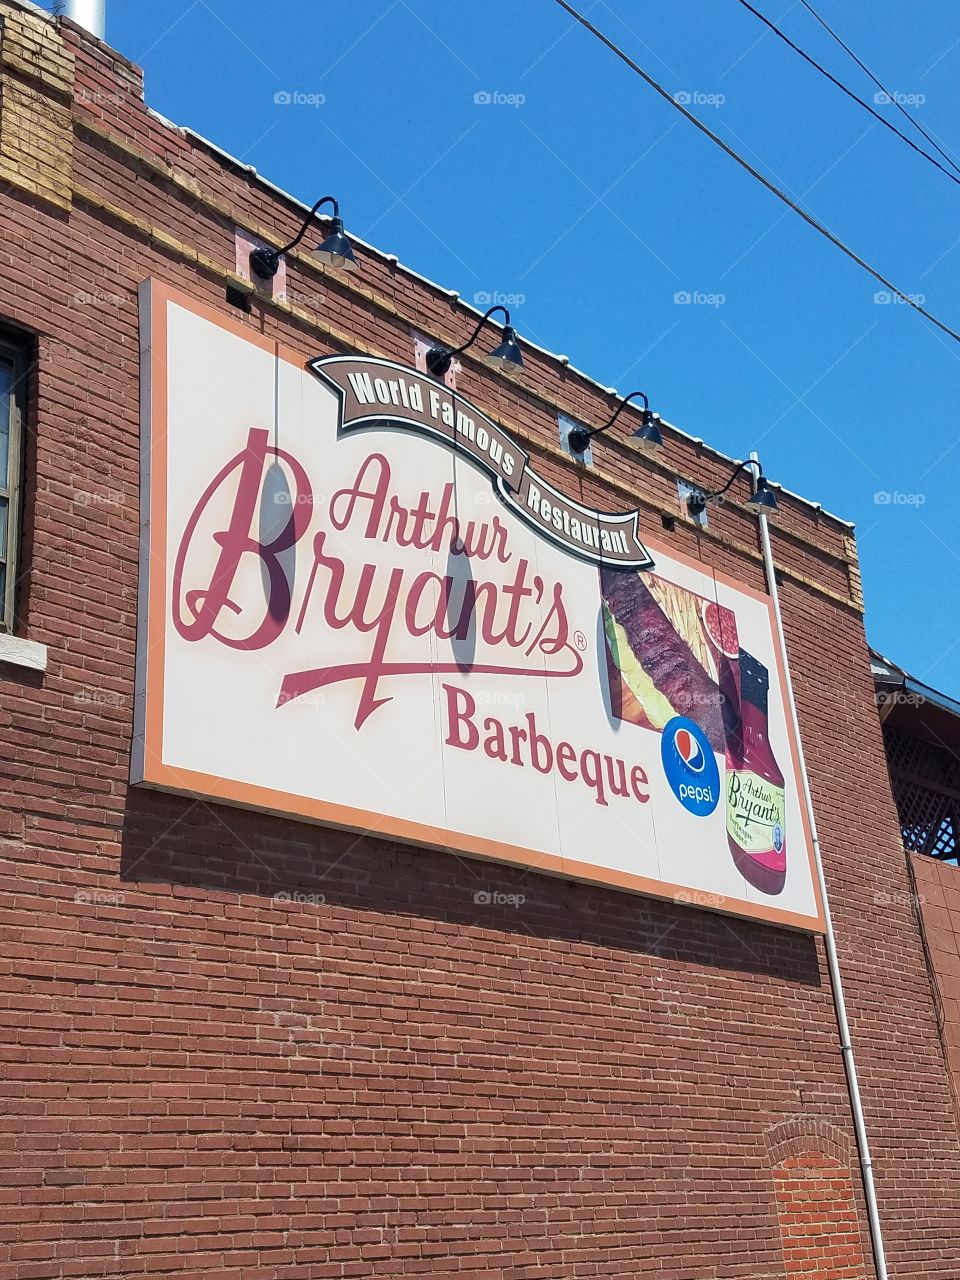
[55,0,960,690]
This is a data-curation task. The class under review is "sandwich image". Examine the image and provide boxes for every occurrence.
[600,566,725,751]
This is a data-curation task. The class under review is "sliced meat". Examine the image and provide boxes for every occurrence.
[601,567,723,750]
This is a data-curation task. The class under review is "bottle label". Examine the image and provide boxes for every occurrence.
[726,770,785,854]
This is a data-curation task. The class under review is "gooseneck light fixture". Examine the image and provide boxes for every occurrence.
[426,305,524,378]
[686,459,779,519]
[249,195,357,280]
[568,391,663,457]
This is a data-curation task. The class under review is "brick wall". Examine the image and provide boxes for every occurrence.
[908,854,960,1122]
[1,4,959,1277]
[774,1154,867,1279]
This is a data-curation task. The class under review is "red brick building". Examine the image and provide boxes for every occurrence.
[1,4,959,1277]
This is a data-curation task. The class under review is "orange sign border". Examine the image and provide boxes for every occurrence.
[135,279,826,935]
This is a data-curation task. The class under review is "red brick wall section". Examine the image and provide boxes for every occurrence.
[0,5,959,1278]
[774,1155,867,1280]
[909,855,960,1120]
[768,1118,869,1279]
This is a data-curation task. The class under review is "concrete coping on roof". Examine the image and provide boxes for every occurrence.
[142,117,856,531]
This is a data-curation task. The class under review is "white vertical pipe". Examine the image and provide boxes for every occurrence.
[749,452,888,1280]
[64,0,105,40]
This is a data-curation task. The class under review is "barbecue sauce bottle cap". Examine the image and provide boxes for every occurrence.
[739,649,769,714]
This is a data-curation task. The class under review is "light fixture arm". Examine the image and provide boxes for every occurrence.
[568,391,650,455]
[426,305,513,378]
[450,305,511,359]
[687,458,768,516]
[703,458,758,501]
[250,196,342,279]
[274,195,340,257]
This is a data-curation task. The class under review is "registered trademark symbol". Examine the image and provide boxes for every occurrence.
[574,630,587,651]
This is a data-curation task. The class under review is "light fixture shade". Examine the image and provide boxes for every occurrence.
[312,218,358,272]
[485,325,524,371]
[746,475,778,516]
[632,413,663,454]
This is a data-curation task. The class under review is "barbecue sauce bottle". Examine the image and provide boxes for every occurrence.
[726,650,786,895]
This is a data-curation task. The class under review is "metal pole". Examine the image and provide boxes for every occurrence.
[64,0,105,40]
[749,453,888,1280]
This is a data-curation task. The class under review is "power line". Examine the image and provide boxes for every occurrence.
[548,0,960,346]
[798,0,960,180]
[731,0,960,190]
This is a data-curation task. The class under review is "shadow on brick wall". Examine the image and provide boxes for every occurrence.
[119,786,822,986]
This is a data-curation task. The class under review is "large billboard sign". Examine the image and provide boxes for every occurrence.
[135,281,824,932]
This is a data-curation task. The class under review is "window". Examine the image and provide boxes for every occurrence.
[0,338,25,633]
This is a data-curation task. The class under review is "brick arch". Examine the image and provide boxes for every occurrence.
[765,1114,855,1168]
[765,1117,869,1280]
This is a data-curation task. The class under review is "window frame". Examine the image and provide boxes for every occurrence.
[0,335,26,634]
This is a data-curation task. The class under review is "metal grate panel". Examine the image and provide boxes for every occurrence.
[883,725,960,862]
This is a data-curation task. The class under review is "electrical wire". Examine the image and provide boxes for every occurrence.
[798,0,960,180]
[548,0,960,346]
[731,0,960,190]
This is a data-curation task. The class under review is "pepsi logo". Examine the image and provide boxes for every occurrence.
[673,726,706,773]
[660,716,720,817]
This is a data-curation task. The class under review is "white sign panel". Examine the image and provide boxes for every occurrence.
[135,281,824,932]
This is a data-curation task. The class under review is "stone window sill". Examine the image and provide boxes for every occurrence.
[0,633,48,673]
